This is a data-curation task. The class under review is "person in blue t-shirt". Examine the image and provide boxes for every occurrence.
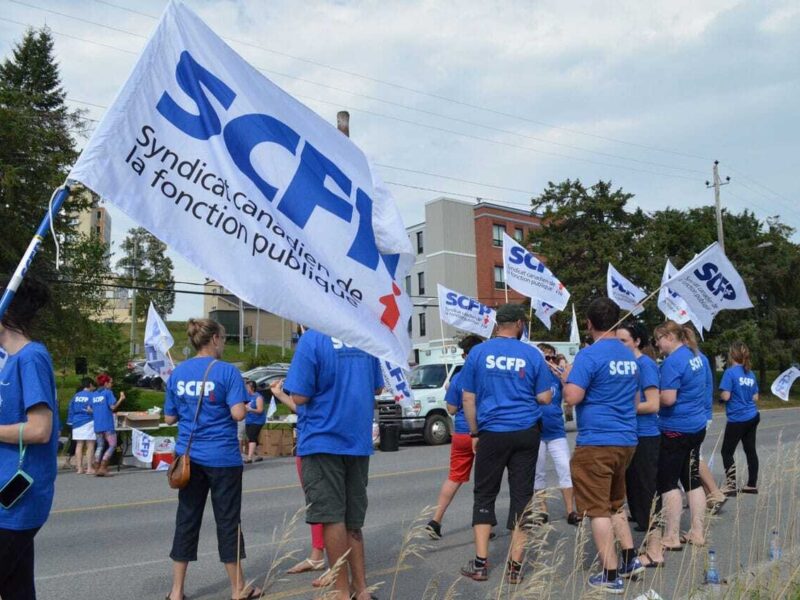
[557,299,642,593]
[719,341,760,494]
[0,277,59,600]
[66,377,97,474]
[163,318,259,600]
[616,322,663,567]
[653,320,708,550]
[91,373,125,477]
[459,304,552,585]
[243,380,265,464]
[534,343,580,526]
[283,330,383,600]
[425,334,484,541]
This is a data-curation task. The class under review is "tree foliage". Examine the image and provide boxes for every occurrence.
[527,179,800,385]
[116,227,176,319]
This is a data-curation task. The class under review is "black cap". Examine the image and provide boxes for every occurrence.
[495,303,526,323]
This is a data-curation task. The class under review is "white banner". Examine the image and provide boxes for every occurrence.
[570,304,580,344]
[607,263,646,316]
[657,260,705,337]
[437,284,495,338]
[502,233,570,310]
[770,367,800,402]
[144,302,175,381]
[381,360,414,407]
[68,1,412,365]
[664,243,753,331]
[132,428,155,463]
[266,396,278,419]
[534,300,557,330]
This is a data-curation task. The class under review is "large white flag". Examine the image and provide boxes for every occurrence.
[437,284,495,338]
[503,233,570,310]
[534,300,557,330]
[770,367,800,402]
[143,302,175,381]
[68,1,412,365]
[607,263,646,316]
[664,243,753,331]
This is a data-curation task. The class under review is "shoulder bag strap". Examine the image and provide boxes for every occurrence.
[184,359,218,457]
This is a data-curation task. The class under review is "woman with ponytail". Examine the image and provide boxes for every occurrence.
[653,320,708,548]
[719,342,760,494]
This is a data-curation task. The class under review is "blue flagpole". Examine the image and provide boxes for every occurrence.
[0,184,71,321]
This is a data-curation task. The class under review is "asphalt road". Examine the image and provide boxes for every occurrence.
[36,406,800,600]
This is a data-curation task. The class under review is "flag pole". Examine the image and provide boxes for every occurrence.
[598,285,665,340]
[0,184,71,320]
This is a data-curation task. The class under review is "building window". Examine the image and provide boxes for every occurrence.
[492,224,504,246]
[96,210,102,220]
[407,317,412,335]
[417,272,425,295]
[419,312,426,336]
[494,266,506,289]
[416,231,424,254]
[514,227,524,242]
[405,275,412,294]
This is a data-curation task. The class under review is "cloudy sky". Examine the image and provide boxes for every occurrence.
[1,0,798,319]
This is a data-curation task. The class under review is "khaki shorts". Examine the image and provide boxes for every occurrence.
[571,445,636,518]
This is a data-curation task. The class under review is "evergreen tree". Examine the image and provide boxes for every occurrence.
[117,227,176,320]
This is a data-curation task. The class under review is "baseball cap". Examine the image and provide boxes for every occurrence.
[495,303,526,323]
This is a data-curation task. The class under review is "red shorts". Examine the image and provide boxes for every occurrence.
[449,433,475,483]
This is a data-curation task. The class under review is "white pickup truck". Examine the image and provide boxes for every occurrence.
[375,339,579,446]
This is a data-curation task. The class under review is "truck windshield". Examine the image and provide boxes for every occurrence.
[409,364,448,389]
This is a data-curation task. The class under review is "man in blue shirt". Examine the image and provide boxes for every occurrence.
[283,331,383,600]
[559,298,642,593]
[459,304,552,585]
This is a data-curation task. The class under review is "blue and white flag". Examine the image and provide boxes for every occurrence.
[607,263,646,316]
[664,242,753,331]
[67,1,412,365]
[502,233,570,310]
[534,300,557,330]
[143,302,175,382]
[770,366,800,402]
[437,283,495,338]
[381,360,414,407]
[132,428,155,463]
[658,260,704,337]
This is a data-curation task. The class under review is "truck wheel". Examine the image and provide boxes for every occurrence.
[423,414,451,445]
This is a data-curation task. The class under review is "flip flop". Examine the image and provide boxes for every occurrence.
[639,553,664,568]
[231,588,261,600]
[740,487,758,494]
[679,534,705,547]
[662,544,683,552]
[286,557,326,574]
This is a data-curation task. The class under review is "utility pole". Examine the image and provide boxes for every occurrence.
[254,307,260,359]
[706,160,730,253]
[129,236,138,357]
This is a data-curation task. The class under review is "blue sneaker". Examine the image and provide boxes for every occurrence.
[618,556,644,578]
[588,572,624,594]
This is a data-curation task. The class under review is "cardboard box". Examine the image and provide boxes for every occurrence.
[257,427,294,457]
[118,411,161,429]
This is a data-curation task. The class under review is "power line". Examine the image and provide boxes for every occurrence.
[8,1,710,174]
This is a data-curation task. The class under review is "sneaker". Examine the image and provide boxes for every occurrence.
[618,556,644,579]
[425,520,442,540]
[588,572,624,594]
[506,560,523,585]
[460,559,489,581]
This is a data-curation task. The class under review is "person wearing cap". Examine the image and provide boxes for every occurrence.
[554,298,642,594]
[459,303,552,585]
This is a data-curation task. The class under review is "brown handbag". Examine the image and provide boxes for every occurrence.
[168,359,217,490]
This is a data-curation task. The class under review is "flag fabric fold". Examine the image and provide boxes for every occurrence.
[607,263,646,316]
[143,302,175,382]
[502,233,570,310]
[67,0,412,365]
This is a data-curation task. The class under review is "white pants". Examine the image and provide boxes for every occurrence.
[534,437,573,490]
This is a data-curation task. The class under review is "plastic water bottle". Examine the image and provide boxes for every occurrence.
[769,529,782,561]
[705,549,721,592]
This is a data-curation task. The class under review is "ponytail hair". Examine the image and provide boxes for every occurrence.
[187,318,224,351]
[653,320,698,355]
[729,341,752,371]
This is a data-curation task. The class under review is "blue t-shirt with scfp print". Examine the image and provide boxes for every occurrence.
[459,337,549,433]
[285,331,383,457]
[658,345,707,433]
[164,357,247,467]
[700,352,714,421]
[540,370,566,442]
[635,354,660,437]
[567,338,638,447]
[91,388,117,433]
[0,342,59,530]
[719,365,759,423]
[67,390,94,428]
[444,372,469,435]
